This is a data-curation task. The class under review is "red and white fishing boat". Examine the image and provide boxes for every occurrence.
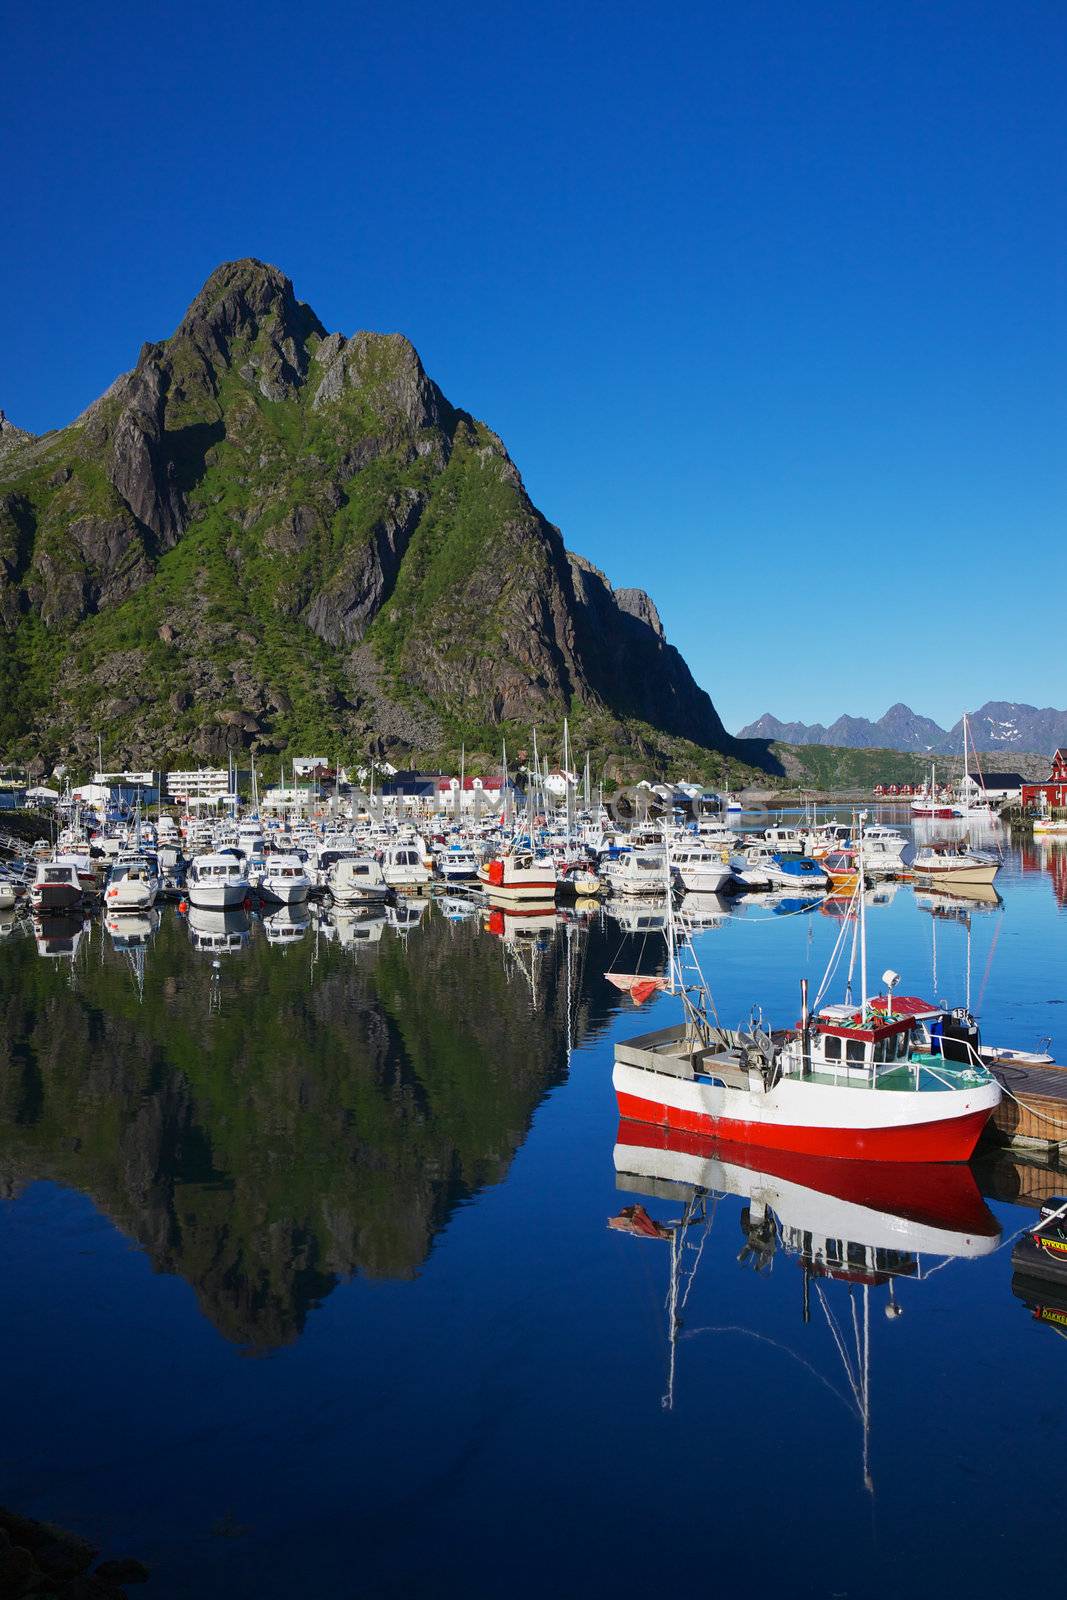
[611,815,1001,1162]
[477,849,557,905]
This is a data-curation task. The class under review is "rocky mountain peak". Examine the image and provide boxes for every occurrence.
[615,587,664,639]
[168,257,326,400]
[0,409,33,460]
[0,260,758,775]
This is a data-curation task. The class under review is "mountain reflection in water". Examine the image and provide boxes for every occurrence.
[0,905,652,1350]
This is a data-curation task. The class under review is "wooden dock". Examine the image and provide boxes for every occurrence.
[986,1058,1067,1154]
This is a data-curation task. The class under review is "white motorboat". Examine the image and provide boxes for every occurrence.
[104,854,160,912]
[186,853,250,908]
[329,856,390,904]
[382,841,433,891]
[258,853,311,904]
[669,844,735,894]
[478,850,558,904]
[601,848,670,898]
[435,843,479,881]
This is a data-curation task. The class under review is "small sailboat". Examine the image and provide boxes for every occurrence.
[911,840,1000,887]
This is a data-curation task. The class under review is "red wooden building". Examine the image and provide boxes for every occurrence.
[1022,750,1067,811]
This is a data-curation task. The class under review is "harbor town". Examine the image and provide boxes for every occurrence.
[4,5,1066,1597]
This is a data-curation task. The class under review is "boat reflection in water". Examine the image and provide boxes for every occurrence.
[610,1121,1000,1484]
[32,911,91,961]
[315,904,388,948]
[1011,1198,1067,1343]
[186,905,252,955]
[261,903,311,947]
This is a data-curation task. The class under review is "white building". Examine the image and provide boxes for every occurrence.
[166,769,233,803]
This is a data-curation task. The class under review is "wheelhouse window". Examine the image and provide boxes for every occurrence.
[846,1039,867,1064]
[823,1035,842,1062]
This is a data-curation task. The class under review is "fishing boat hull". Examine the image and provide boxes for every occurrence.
[477,860,558,903]
[612,1051,999,1162]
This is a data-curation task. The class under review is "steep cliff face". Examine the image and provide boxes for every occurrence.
[0,259,754,773]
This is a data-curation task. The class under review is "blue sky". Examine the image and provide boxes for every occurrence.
[3,1,1064,731]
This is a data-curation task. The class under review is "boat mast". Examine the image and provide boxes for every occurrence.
[858,810,868,1016]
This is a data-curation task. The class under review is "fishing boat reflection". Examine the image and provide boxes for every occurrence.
[610,1120,1000,1483]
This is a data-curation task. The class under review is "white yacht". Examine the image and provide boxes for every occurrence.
[186,853,250,909]
[669,844,735,894]
[382,840,433,891]
[435,843,480,881]
[329,857,390,904]
[602,848,671,897]
[105,853,160,912]
[258,853,311,904]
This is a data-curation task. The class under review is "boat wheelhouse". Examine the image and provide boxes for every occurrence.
[31,857,83,912]
[258,853,311,905]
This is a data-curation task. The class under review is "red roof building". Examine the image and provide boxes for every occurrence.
[1022,750,1067,811]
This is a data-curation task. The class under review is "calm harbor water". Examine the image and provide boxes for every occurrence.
[1,813,1065,1598]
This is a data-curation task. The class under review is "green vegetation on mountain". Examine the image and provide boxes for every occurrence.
[0,259,774,784]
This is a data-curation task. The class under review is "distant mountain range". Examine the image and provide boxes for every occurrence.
[738,702,1067,758]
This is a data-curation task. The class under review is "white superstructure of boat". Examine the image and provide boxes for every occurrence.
[382,840,433,890]
[669,844,735,894]
[329,856,390,904]
[104,853,160,912]
[601,847,670,898]
[186,853,250,908]
[478,850,558,903]
[258,853,311,904]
